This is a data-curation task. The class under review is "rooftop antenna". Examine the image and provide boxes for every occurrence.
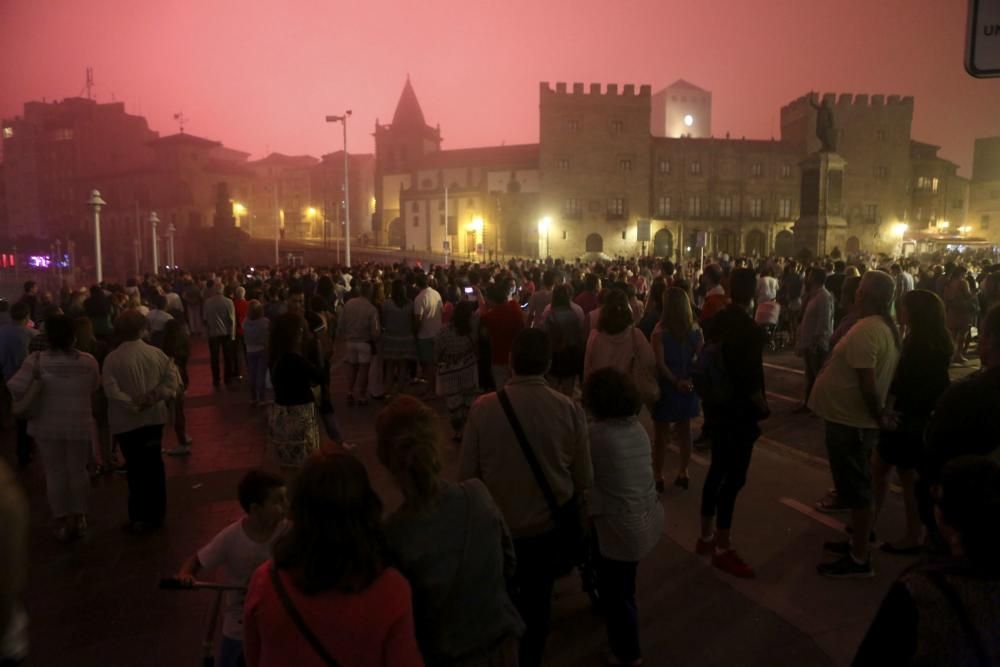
[173,112,189,133]
[81,67,95,100]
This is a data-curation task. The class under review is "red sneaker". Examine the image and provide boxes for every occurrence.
[695,536,716,556]
[712,549,756,578]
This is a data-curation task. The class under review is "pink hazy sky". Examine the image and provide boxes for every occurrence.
[2,0,997,175]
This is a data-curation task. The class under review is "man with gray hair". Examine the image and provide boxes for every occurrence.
[809,270,900,578]
[203,282,236,387]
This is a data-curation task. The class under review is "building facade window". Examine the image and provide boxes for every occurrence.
[873,166,888,179]
[439,215,446,226]
[412,216,420,227]
[781,163,792,178]
[2,127,12,139]
[750,162,763,177]
[952,199,964,209]
[618,159,632,172]
[611,120,624,134]
[657,196,671,217]
[658,159,671,174]
[875,129,886,141]
[749,197,763,218]
[718,196,732,218]
[564,198,581,217]
[411,202,420,213]
[778,198,792,220]
[687,195,701,218]
[607,197,626,218]
[982,215,991,230]
[689,160,702,175]
[567,119,579,133]
[557,158,570,170]
[865,204,878,222]
[916,176,939,192]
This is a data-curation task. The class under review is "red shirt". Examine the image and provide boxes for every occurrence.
[574,290,600,316]
[480,300,525,365]
[243,564,423,667]
[234,299,249,336]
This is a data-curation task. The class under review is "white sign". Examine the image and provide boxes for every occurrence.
[695,231,707,248]
[967,0,1000,77]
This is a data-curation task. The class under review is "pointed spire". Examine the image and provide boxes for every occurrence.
[392,77,427,129]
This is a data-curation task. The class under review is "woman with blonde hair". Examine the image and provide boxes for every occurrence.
[377,395,523,666]
[650,287,703,492]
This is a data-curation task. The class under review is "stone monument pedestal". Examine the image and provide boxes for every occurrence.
[793,152,848,259]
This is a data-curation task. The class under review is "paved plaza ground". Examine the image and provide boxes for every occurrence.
[5,339,981,667]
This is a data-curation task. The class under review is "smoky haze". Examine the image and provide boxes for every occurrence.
[1,0,996,174]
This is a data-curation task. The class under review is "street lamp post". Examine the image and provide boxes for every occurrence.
[167,223,176,268]
[538,217,551,259]
[150,211,160,274]
[325,110,352,267]
[87,189,107,284]
[54,239,63,285]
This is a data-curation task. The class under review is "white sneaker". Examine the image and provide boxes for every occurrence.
[165,445,192,456]
[183,435,193,445]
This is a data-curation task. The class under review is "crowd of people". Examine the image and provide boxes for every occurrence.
[0,247,998,666]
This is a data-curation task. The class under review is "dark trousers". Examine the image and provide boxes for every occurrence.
[15,418,32,466]
[598,556,640,662]
[803,345,828,403]
[511,531,558,667]
[209,336,237,384]
[700,422,759,530]
[118,424,166,525]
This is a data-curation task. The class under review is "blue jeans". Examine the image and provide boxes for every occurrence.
[218,636,245,667]
[246,350,268,402]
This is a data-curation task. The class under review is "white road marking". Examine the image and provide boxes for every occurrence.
[778,497,847,532]
[766,391,801,404]
[763,362,805,376]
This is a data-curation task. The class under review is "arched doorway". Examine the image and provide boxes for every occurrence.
[585,233,604,253]
[653,229,673,258]
[846,236,861,255]
[715,229,737,257]
[388,217,404,249]
[775,230,794,257]
[744,230,766,257]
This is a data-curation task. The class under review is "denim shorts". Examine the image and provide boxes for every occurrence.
[824,420,878,509]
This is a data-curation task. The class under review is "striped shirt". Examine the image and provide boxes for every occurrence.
[7,350,100,441]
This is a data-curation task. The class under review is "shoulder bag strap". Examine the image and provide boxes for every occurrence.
[923,570,989,666]
[497,390,561,518]
[269,564,340,667]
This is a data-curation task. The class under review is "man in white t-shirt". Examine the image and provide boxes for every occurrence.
[413,273,443,387]
[177,470,288,667]
[810,270,900,579]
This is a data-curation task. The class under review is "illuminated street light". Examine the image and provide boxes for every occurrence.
[538,216,551,258]
[683,114,694,127]
[307,207,317,217]
[87,189,106,284]
[958,225,972,234]
[890,222,908,238]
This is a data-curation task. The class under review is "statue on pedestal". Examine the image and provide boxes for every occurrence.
[809,94,837,153]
